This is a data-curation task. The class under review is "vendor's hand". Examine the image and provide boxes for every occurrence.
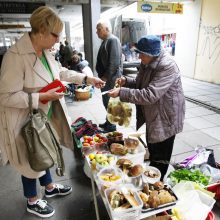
[108,88,120,98]
[101,76,107,82]
[115,76,126,87]
[87,76,105,89]
[39,87,64,102]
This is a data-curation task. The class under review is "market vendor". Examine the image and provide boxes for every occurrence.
[108,35,185,181]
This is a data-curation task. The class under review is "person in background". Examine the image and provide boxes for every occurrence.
[0,6,104,218]
[63,40,73,67]
[57,42,65,65]
[171,40,176,56]
[69,54,93,77]
[78,52,89,67]
[96,19,123,132]
[108,35,185,180]
[68,54,94,96]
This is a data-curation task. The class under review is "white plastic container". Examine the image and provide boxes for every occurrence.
[95,154,116,171]
[104,184,143,220]
[117,143,145,165]
[142,165,161,184]
[97,167,123,187]
[124,174,143,189]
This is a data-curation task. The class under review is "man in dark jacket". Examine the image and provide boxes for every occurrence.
[108,35,185,180]
[96,19,122,132]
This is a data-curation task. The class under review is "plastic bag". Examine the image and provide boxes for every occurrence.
[172,181,216,220]
[178,146,214,169]
[200,164,220,184]
[107,97,132,127]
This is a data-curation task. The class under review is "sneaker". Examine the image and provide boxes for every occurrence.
[27,199,55,218]
[102,124,116,133]
[45,184,72,198]
[98,122,107,128]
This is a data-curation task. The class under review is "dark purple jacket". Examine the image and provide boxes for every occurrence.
[119,50,185,143]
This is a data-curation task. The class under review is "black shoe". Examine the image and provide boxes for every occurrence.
[27,199,55,218]
[45,184,72,198]
[102,125,116,133]
[99,122,107,128]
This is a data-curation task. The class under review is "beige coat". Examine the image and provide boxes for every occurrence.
[0,33,85,178]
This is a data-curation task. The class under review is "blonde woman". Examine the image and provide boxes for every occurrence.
[0,6,104,218]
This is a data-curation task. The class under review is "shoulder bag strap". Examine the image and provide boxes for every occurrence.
[46,123,65,176]
[46,115,65,176]
[28,93,33,118]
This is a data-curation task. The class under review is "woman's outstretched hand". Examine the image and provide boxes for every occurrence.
[87,76,105,89]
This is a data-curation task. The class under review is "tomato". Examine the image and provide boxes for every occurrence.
[86,137,93,142]
[84,136,93,142]
[89,141,95,145]
[101,137,108,142]
[83,142,90,147]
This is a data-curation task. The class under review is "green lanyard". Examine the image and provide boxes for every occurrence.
[40,53,54,119]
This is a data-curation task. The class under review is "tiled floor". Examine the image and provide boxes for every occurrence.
[0,76,220,220]
[182,77,220,109]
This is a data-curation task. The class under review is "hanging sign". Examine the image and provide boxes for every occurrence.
[0,2,45,14]
[137,1,183,14]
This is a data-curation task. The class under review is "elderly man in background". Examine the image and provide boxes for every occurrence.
[96,19,123,132]
[108,35,185,180]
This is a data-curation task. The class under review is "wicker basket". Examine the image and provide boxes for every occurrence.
[75,90,90,101]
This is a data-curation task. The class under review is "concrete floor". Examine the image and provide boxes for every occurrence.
[0,76,220,220]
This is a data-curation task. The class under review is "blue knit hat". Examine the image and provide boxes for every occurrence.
[134,35,161,57]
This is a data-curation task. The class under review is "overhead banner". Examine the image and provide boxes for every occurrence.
[137,1,183,14]
[0,2,45,14]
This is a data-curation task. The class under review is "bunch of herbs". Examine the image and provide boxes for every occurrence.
[169,168,210,186]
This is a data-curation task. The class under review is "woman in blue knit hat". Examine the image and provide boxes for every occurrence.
[108,35,185,181]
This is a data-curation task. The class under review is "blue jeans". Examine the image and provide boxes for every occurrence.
[21,169,52,198]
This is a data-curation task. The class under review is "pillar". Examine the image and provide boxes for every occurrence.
[82,0,101,74]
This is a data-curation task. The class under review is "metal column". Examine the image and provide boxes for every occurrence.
[82,0,101,74]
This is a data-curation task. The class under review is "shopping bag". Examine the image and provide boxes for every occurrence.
[107,97,132,127]
[22,94,65,176]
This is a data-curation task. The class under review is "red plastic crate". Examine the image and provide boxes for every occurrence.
[206,211,215,220]
[207,183,220,200]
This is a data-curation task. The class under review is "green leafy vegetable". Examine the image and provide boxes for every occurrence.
[169,169,210,186]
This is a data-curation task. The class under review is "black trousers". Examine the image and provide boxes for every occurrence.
[147,135,175,181]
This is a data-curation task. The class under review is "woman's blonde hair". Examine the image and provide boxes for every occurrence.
[30,6,63,34]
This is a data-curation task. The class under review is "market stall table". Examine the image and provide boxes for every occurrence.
[85,158,179,220]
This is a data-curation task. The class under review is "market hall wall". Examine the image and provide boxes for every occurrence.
[194,0,220,84]
[120,1,202,80]
[174,0,202,79]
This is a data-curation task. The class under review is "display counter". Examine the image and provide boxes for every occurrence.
[85,157,178,220]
